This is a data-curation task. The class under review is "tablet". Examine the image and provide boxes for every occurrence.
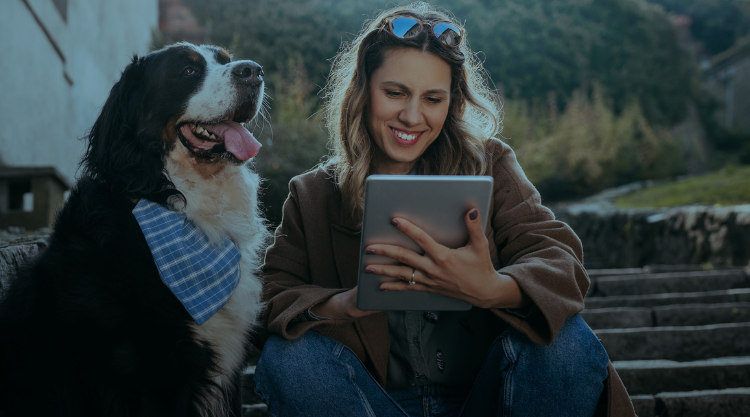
[356,175,493,311]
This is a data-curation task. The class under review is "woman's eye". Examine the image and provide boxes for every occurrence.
[385,90,403,97]
[182,68,198,76]
[426,97,443,104]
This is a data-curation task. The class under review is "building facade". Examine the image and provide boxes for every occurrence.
[1,0,158,185]
[706,36,750,133]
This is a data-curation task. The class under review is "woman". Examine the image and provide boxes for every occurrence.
[254,3,635,416]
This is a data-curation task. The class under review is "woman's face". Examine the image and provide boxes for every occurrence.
[367,48,452,175]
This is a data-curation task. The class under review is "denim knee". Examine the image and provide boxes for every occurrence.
[254,332,398,417]
[488,313,608,417]
[255,332,340,393]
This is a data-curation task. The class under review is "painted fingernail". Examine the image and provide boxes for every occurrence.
[365,248,375,254]
[390,219,399,227]
[469,209,478,221]
[365,267,375,274]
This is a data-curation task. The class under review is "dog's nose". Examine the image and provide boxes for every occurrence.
[232,61,263,83]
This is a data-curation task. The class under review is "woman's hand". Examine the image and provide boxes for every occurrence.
[309,287,381,320]
[365,208,530,310]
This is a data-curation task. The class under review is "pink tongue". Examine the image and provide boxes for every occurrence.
[205,121,262,160]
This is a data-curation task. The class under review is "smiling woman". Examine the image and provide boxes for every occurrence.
[367,49,451,175]
[254,3,636,417]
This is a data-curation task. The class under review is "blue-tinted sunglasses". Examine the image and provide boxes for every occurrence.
[383,16,463,47]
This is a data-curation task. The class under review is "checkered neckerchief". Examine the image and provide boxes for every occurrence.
[132,199,241,325]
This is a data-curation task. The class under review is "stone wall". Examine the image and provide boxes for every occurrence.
[0,238,47,300]
[555,204,750,269]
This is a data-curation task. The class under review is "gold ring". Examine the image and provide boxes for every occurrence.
[409,268,416,285]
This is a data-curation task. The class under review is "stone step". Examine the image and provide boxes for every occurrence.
[595,322,750,362]
[587,267,644,278]
[241,404,268,417]
[592,270,749,297]
[642,265,744,274]
[242,366,264,406]
[582,307,653,329]
[631,388,750,417]
[655,302,750,327]
[613,357,750,395]
[587,265,742,279]
[585,288,750,309]
[582,303,750,329]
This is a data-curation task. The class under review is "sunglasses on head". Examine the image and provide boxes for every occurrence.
[382,16,464,47]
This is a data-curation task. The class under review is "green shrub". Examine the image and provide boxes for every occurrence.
[505,85,686,202]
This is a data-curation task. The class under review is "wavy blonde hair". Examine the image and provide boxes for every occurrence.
[323,2,503,224]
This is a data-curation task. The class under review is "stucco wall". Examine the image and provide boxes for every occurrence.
[1,0,158,184]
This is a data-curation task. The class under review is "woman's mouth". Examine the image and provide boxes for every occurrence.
[390,127,423,146]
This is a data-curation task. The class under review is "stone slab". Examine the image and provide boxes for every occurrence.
[595,322,750,361]
[596,270,749,297]
[585,288,750,309]
[655,388,750,417]
[581,307,653,330]
[613,357,750,395]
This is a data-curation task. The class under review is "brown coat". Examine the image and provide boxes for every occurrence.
[259,139,636,417]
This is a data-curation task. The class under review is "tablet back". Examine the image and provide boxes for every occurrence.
[356,175,493,311]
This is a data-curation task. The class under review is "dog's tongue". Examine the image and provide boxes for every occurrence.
[206,121,261,160]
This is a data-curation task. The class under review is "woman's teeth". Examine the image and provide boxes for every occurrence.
[393,128,417,141]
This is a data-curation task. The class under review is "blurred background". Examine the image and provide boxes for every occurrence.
[2,0,749,265]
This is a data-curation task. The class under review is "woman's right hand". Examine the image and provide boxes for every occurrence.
[310,286,381,320]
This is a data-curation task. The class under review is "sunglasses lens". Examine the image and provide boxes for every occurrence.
[391,17,421,38]
[433,22,462,46]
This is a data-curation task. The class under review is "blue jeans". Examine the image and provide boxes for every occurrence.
[254,313,608,417]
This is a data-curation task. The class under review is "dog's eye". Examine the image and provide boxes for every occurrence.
[181,67,198,76]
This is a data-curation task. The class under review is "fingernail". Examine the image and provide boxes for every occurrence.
[365,248,375,254]
[390,219,399,227]
[469,209,478,221]
[365,267,375,274]
[380,287,388,292]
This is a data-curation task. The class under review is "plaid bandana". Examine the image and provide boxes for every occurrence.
[132,199,242,325]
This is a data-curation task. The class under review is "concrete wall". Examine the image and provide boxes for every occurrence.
[0,0,158,184]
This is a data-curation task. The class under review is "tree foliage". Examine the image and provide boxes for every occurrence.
[185,0,696,124]
[178,0,724,215]
[646,0,750,56]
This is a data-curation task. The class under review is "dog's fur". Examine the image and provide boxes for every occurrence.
[0,43,270,417]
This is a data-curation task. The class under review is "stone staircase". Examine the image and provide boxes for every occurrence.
[4,240,750,415]
[239,265,750,416]
[583,266,750,417]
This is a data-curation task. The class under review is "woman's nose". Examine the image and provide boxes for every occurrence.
[398,99,424,126]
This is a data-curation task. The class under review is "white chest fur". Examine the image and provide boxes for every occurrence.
[166,152,270,396]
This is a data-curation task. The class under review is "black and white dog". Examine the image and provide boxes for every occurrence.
[0,43,270,416]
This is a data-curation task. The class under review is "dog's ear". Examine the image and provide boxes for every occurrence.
[80,55,179,206]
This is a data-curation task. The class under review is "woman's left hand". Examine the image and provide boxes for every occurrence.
[365,208,529,310]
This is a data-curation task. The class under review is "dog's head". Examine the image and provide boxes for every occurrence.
[81,43,264,206]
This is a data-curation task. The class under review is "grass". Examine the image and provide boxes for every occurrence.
[614,165,750,208]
